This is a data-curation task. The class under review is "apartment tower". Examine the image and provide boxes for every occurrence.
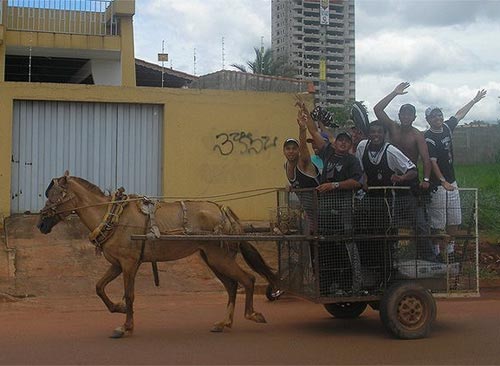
[271,0,355,107]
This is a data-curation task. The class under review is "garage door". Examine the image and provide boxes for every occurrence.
[11,100,163,213]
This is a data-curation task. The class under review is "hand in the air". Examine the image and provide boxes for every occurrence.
[393,82,410,95]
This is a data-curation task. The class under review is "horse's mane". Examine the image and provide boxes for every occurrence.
[70,176,107,197]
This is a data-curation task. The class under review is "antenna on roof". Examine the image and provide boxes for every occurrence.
[28,32,33,82]
[193,48,197,76]
[158,40,169,88]
[260,36,265,72]
[222,36,225,70]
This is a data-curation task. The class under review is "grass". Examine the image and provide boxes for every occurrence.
[455,163,500,240]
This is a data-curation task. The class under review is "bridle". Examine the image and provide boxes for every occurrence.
[39,179,77,220]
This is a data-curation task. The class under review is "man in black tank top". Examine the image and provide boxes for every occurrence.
[355,121,418,279]
[283,110,321,238]
[356,121,417,191]
[283,108,320,190]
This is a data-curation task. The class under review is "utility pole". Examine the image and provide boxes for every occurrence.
[158,40,169,88]
[260,36,264,73]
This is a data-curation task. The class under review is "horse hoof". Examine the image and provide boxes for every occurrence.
[210,323,225,333]
[110,327,125,338]
[250,312,267,323]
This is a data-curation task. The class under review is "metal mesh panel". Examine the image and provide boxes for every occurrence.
[275,187,478,302]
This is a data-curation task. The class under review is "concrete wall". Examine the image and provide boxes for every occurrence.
[453,125,500,164]
[0,82,313,223]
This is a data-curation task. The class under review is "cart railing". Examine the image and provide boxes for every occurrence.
[274,186,479,302]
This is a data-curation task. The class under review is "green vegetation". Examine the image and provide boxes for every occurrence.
[455,163,500,239]
[231,47,296,77]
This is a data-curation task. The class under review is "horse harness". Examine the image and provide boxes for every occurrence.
[89,187,129,255]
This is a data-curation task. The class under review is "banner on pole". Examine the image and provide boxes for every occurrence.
[158,53,169,62]
[320,0,329,25]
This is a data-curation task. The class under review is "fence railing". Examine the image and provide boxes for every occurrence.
[6,0,117,36]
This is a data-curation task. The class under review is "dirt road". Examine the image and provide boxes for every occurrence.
[1,290,500,365]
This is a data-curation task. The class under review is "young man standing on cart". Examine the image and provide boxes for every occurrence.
[424,89,486,262]
[355,120,418,281]
[298,102,363,296]
[373,82,435,261]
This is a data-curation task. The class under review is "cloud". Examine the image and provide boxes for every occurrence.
[134,0,270,75]
[357,0,500,36]
[357,32,479,79]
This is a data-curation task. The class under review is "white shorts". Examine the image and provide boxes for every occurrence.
[428,181,462,230]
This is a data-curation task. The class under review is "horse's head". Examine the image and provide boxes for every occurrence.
[37,171,77,234]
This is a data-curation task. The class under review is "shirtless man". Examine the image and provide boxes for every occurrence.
[374,82,434,260]
[373,82,432,189]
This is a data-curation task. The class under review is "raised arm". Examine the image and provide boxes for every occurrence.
[373,82,410,133]
[454,89,487,122]
[296,110,316,176]
[295,100,327,150]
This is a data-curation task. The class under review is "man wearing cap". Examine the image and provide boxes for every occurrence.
[283,109,320,190]
[424,89,487,261]
[298,103,363,295]
[344,119,366,154]
[373,82,432,190]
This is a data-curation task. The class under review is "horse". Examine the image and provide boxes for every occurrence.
[37,171,279,338]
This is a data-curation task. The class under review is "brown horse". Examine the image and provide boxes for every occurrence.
[37,171,278,337]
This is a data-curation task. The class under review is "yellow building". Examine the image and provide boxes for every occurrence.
[0,0,312,224]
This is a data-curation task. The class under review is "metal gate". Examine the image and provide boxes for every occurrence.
[11,100,163,213]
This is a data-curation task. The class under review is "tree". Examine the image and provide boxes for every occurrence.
[231,47,296,77]
[327,100,369,128]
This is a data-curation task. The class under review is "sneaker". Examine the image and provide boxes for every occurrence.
[270,289,284,298]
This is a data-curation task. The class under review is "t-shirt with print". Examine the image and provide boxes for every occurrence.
[318,142,363,185]
[424,116,458,186]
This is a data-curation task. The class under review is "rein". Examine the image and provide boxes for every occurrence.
[45,187,278,217]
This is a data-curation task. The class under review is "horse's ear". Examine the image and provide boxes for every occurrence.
[64,170,70,177]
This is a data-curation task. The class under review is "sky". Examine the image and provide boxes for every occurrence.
[133,0,500,129]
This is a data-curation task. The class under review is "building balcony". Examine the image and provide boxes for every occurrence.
[1,0,133,36]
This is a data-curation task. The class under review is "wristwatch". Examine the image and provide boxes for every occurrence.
[332,182,340,189]
[423,177,430,182]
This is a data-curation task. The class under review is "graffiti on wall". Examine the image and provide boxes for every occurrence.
[213,131,278,156]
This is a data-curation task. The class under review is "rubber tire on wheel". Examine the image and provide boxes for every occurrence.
[265,284,282,301]
[380,281,437,339]
[323,302,367,319]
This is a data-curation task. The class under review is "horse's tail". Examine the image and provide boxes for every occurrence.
[219,205,244,234]
[220,205,278,287]
[240,241,278,287]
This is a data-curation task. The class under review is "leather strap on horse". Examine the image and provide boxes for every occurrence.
[139,197,161,287]
[89,187,128,255]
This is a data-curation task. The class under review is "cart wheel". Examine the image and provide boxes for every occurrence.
[380,281,436,339]
[265,284,283,301]
[323,302,367,319]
